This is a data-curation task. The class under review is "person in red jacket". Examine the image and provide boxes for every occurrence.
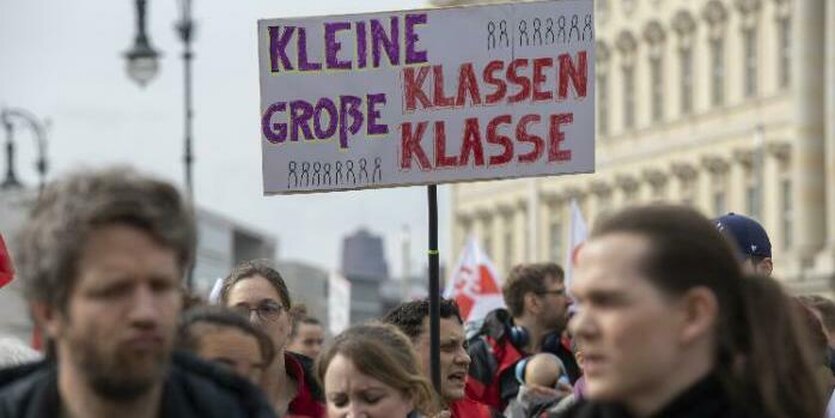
[221,261,325,418]
[384,299,502,418]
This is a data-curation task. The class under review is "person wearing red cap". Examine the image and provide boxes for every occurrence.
[714,212,773,276]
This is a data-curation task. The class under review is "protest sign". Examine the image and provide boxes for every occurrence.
[258,0,595,194]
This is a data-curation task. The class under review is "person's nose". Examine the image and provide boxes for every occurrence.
[455,346,471,367]
[129,284,160,328]
[568,304,596,342]
[345,403,369,418]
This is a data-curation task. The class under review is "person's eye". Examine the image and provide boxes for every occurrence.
[363,394,384,404]
[328,394,348,407]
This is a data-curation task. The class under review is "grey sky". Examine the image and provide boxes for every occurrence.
[0,0,451,278]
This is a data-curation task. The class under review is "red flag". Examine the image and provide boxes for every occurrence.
[444,237,505,322]
[0,234,13,288]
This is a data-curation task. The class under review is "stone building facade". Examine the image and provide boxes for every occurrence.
[446,0,835,294]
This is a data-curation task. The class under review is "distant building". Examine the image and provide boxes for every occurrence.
[279,260,330,331]
[340,228,389,324]
[192,208,277,296]
[0,186,278,341]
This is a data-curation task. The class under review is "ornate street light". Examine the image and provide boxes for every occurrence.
[124,0,161,87]
[1,108,49,193]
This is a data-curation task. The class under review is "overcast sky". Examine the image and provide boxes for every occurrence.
[0,0,452,278]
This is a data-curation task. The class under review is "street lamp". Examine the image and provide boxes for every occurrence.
[124,0,195,200]
[126,0,197,289]
[124,0,161,87]
[1,108,49,194]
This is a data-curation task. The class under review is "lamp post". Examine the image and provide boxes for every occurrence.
[0,108,49,194]
[124,0,195,201]
[124,0,161,87]
[125,0,197,290]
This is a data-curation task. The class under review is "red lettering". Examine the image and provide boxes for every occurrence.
[532,58,554,102]
[507,59,531,103]
[459,118,485,166]
[434,121,458,168]
[400,121,432,170]
[548,113,573,162]
[483,60,507,104]
[456,63,482,107]
[433,65,455,108]
[404,66,432,111]
[517,114,543,163]
[558,51,588,100]
[486,115,513,166]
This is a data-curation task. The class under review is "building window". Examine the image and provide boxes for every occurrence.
[623,65,635,129]
[743,27,758,98]
[781,178,792,249]
[777,17,791,89]
[680,48,693,115]
[483,234,492,258]
[624,188,638,204]
[710,37,725,106]
[650,56,664,122]
[549,221,562,262]
[598,73,609,136]
[503,230,513,273]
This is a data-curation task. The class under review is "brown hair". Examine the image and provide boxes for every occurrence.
[502,262,564,317]
[316,323,439,415]
[178,305,276,366]
[592,205,824,418]
[219,259,292,310]
[799,295,835,335]
[17,167,195,311]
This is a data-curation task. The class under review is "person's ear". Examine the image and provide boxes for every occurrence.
[524,292,541,315]
[758,258,774,276]
[677,287,718,345]
[30,300,66,340]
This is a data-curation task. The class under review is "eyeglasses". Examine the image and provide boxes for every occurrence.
[232,301,285,322]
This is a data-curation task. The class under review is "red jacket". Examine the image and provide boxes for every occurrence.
[285,352,325,418]
[449,398,502,418]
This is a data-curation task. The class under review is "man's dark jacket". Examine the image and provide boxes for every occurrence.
[0,351,277,418]
[555,374,757,418]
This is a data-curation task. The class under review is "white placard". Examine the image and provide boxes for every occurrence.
[259,0,594,194]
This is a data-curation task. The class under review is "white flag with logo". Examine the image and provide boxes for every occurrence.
[565,199,588,291]
[444,236,505,323]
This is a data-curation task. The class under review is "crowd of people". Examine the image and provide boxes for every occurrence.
[0,167,833,418]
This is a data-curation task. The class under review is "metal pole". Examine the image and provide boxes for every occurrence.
[177,0,196,290]
[1,112,21,190]
[427,185,441,392]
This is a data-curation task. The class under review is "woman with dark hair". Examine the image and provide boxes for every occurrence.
[221,260,325,417]
[559,205,825,418]
[316,323,440,418]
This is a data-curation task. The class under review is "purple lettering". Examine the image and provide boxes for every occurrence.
[268,26,295,72]
[313,98,338,139]
[367,93,388,135]
[289,100,314,141]
[297,27,322,71]
[339,95,364,149]
[261,102,287,143]
[324,22,351,70]
[355,21,368,69]
[405,14,428,64]
[371,17,399,68]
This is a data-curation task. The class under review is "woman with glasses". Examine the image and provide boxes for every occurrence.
[220,260,325,418]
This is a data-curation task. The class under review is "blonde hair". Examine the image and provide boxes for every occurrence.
[316,323,439,415]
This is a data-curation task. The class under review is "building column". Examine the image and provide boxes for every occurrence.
[514,200,528,265]
[671,162,698,206]
[701,156,729,217]
[731,149,752,216]
[792,0,827,269]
